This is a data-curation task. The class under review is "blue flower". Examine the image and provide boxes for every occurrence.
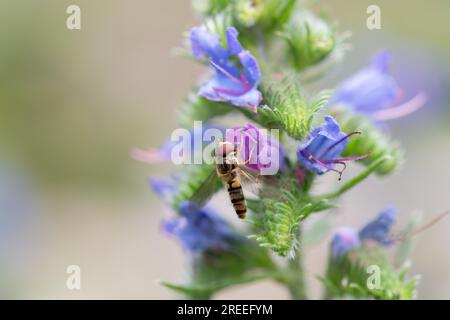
[329,51,426,121]
[330,208,397,258]
[331,227,360,259]
[296,116,368,179]
[359,207,397,245]
[149,179,242,253]
[149,178,176,204]
[163,201,241,252]
[190,26,262,111]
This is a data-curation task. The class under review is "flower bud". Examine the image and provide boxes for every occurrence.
[281,11,336,70]
[234,0,264,27]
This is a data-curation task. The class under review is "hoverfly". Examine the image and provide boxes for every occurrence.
[191,141,274,219]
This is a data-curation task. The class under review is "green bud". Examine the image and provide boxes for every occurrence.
[251,76,332,141]
[257,0,298,32]
[280,11,336,70]
[234,0,265,27]
[192,0,230,15]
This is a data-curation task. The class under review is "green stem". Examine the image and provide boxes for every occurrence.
[322,156,391,200]
[285,229,307,300]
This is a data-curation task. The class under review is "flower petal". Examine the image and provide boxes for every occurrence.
[238,50,261,84]
[359,207,397,245]
[331,227,361,258]
[329,51,404,115]
[190,27,228,62]
[226,27,243,56]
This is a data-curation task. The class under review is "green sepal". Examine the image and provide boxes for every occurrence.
[239,77,332,141]
[248,177,336,257]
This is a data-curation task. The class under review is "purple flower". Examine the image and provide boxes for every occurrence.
[190,26,262,111]
[163,201,241,252]
[359,207,397,245]
[296,116,368,179]
[329,51,426,121]
[331,227,361,259]
[225,123,285,175]
[330,208,397,258]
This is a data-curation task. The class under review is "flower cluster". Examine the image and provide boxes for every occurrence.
[136,0,425,300]
[331,208,397,258]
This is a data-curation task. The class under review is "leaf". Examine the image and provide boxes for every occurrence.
[161,271,280,300]
[162,239,278,299]
[171,164,223,210]
[161,282,213,300]
[257,0,298,33]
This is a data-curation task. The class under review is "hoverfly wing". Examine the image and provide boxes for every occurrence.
[190,168,221,208]
[238,165,280,198]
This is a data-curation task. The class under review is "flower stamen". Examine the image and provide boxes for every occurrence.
[210,60,253,97]
[320,131,361,159]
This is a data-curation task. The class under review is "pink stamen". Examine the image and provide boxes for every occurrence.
[214,87,246,96]
[209,59,242,85]
[210,60,254,98]
[320,131,362,159]
[302,150,344,176]
[322,154,371,163]
[130,148,168,163]
[302,150,371,181]
[371,92,427,121]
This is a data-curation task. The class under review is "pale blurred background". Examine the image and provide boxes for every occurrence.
[0,0,449,299]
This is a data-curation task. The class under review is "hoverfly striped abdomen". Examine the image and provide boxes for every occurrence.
[226,175,247,219]
[215,144,247,219]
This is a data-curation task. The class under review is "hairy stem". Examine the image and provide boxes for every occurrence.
[286,229,307,300]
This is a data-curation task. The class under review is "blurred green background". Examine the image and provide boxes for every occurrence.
[0,0,449,299]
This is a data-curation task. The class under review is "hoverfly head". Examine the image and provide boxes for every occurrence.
[215,141,237,165]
